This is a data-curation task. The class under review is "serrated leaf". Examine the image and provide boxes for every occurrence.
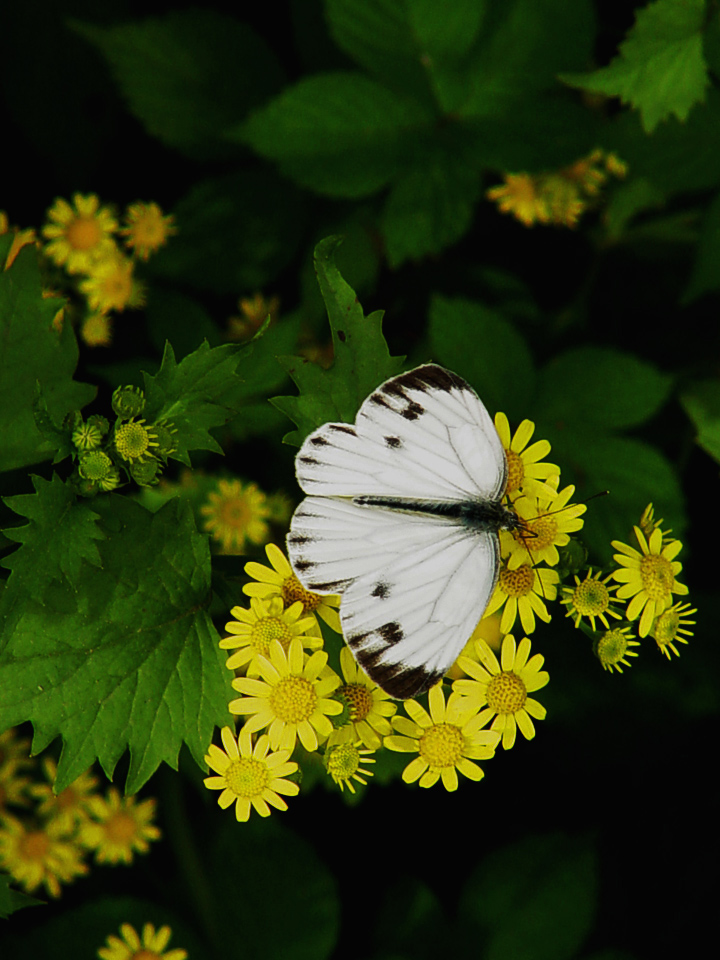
[236,72,432,198]
[272,236,404,443]
[71,10,284,160]
[1,474,104,600]
[0,497,231,794]
[0,245,95,473]
[680,378,720,463]
[142,340,248,466]
[561,0,708,133]
[32,382,74,464]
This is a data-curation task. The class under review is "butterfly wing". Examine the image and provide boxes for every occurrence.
[295,364,507,503]
[288,497,500,698]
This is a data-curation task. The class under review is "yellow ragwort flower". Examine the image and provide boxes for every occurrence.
[650,601,696,659]
[329,646,397,749]
[28,758,99,833]
[494,413,560,501]
[594,625,640,673]
[42,193,118,274]
[453,635,549,750]
[121,201,176,260]
[484,559,558,636]
[324,740,376,793]
[503,483,586,567]
[79,254,144,313]
[80,312,114,347]
[611,527,688,636]
[98,923,187,960]
[201,478,271,554]
[0,814,88,897]
[78,788,160,864]
[220,596,323,676]
[204,725,299,821]
[243,543,342,633]
[560,568,622,631]
[486,173,551,227]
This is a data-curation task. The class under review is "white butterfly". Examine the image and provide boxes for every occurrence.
[286,364,524,700]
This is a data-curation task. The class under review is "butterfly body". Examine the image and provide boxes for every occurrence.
[287,364,518,700]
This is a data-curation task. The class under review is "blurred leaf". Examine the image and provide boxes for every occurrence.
[459,832,598,960]
[148,171,306,295]
[535,347,674,430]
[71,9,284,160]
[273,236,404,443]
[561,0,708,133]
[0,497,230,794]
[680,378,720,463]
[0,245,95,473]
[0,873,42,919]
[237,72,432,198]
[373,876,448,958]
[145,288,222,359]
[603,177,666,241]
[681,189,720,302]
[428,295,535,420]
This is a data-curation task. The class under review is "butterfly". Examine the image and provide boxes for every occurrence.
[286,364,526,700]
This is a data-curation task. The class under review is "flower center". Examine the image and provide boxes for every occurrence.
[418,723,464,769]
[270,676,318,724]
[525,515,557,551]
[219,497,252,530]
[574,579,610,615]
[79,450,112,480]
[499,563,535,597]
[20,830,50,861]
[105,811,137,844]
[65,215,102,250]
[596,629,628,665]
[115,421,154,461]
[640,554,674,600]
[250,616,293,656]
[326,743,362,780]
[225,757,269,798]
[486,672,526,714]
[282,574,321,612]
[505,450,525,494]
[652,609,679,645]
[338,682,373,721]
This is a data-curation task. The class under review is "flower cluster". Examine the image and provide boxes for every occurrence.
[97,922,187,960]
[0,728,160,899]
[66,385,176,493]
[486,148,627,228]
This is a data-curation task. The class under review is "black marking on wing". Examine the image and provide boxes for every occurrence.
[401,400,424,420]
[293,559,314,572]
[328,423,356,436]
[371,581,390,599]
[286,534,311,546]
[308,579,352,592]
[380,621,403,644]
[309,435,329,446]
[390,364,470,394]
[355,654,442,700]
[384,436,402,448]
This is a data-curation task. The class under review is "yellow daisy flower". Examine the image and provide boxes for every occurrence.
[611,527,688,636]
[204,725,299,821]
[324,740,375,793]
[98,923,187,960]
[484,560,558,635]
[28,758,99,833]
[0,727,34,775]
[80,311,113,347]
[0,814,88,897]
[452,635,549,750]
[220,596,323,675]
[0,764,34,815]
[229,637,343,752]
[121,201,176,260]
[493,413,559,501]
[594,625,640,673]
[243,543,342,633]
[201,478,271,554]
[486,173,551,227]
[78,788,160,864]
[650,601,696,659]
[113,419,159,464]
[42,193,118,273]
[79,254,144,313]
[560,568,622,631]
[329,647,397,749]
[385,683,500,790]
[503,483,586,566]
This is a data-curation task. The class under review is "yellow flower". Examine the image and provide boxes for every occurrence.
[611,527,688,636]
[0,814,88,897]
[243,542,342,633]
[560,568,622,631]
[204,725,298,821]
[42,193,118,273]
[113,419,159,463]
[121,201,176,260]
[494,413,559,501]
[201,478,271,554]
[385,683,500,790]
[227,291,280,340]
[98,923,187,960]
[650,601,696,659]
[484,560,558,635]
[329,647,397,749]
[78,788,160,864]
[229,637,343,752]
[503,483,586,566]
[453,635,549,750]
[324,740,375,793]
[486,173,551,227]
[220,596,323,675]
[28,758,99,833]
[594,625,640,673]
[79,254,144,313]
[0,727,34,775]
[80,312,113,347]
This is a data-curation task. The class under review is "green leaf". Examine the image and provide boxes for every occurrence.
[535,347,674,430]
[428,295,535,420]
[603,177,666,241]
[680,378,720,464]
[142,340,248,466]
[0,245,95,474]
[561,0,708,133]
[682,189,720,302]
[1,474,105,601]
[237,72,432,198]
[0,497,231,794]
[0,873,43,919]
[273,236,404,443]
[459,833,597,960]
[71,10,284,160]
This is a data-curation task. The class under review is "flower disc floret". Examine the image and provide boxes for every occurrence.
[114,419,159,463]
[78,450,113,481]
[325,741,375,793]
[594,626,640,673]
[561,568,621,631]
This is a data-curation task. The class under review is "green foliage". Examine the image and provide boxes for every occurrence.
[0,873,42,919]
[562,0,709,133]
[680,378,720,464]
